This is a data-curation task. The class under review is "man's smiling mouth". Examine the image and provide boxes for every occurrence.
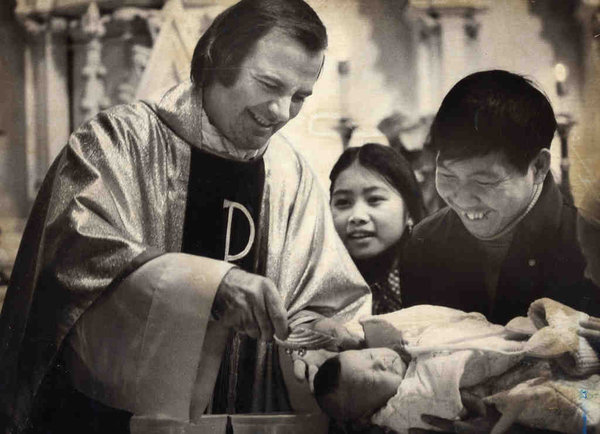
[462,210,490,221]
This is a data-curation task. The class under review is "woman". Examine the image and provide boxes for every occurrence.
[330,143,426,314]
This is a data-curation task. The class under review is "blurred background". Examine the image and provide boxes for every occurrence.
[1,0,599,300]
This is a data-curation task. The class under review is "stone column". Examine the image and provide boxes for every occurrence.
[109,8,160,104]
[70,2,111,126]
[19,16,70,201]
[410,0,488,115]
[414,10,441,115]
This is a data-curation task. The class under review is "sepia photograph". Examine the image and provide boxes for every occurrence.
[0,0,599,433]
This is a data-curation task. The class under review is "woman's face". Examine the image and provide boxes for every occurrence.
[331,162,407,260]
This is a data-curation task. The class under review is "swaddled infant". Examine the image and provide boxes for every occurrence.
[314,301,600,433]
[313,347,408,423]
[314,305,525,429]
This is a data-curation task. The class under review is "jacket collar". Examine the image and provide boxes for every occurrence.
[154,81,268,161]
[513,173,563,248]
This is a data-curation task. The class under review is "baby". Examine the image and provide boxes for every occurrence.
[313,347,407,424]
[313,301,600,433]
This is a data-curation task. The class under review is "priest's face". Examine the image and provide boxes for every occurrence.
[203,28,324,151]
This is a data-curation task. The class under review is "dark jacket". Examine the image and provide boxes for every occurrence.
[401,175,599,325]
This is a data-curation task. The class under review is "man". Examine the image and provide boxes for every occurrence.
[401,70,599,433]
[0,1,370,432]
[402,70,599,323]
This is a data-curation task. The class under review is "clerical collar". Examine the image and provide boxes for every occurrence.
[474,181,543,242]
[200,106,268,161]
[154,81,269,162]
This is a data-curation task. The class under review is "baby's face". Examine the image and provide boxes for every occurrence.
[337,348,406,420]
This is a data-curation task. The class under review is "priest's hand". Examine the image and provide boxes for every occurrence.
[212,267,289,342]
[578,316,600,350]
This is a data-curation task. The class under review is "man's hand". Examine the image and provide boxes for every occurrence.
[212,268,288,341]
[291,348,338,391]
[578,316,600,350]
[409,391,519,434]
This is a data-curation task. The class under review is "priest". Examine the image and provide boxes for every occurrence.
[0,1,370,432]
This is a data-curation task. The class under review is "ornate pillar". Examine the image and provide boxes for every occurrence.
[410,0,488,114]
[19,16,70,201]
[70,2,111,125]
[110,8,160,104]
[136,0,221,102]
[414,10,441,115]
[70,4,162,127]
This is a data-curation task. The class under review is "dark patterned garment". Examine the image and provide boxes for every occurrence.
[371,267,402,315]
[355,241,405,315]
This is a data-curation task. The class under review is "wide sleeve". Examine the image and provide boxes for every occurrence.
[39,110,171,344]
[0,107,173,430]
[264,142,371,328]
[64,253,233,420]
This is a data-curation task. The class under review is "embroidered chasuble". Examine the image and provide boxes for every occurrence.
[0,81,370,432]
[182,148,290,413]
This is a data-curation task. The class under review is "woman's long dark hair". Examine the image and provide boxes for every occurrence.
[329,143,426,227]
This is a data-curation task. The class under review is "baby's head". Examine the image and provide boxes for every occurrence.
[313,348,406,423]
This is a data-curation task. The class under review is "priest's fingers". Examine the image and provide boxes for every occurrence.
[214,268,287,341]
[263,280,289,341]
[252,292,274,341]
[243,310,261,340]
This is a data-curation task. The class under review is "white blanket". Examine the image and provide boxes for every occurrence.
[362,300,600,433]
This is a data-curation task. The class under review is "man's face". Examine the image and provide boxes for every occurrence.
[203,28,324,151]
[336,348,406,420]
[435,151,539,239]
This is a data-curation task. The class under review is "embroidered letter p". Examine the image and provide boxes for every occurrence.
[223,199,256,262]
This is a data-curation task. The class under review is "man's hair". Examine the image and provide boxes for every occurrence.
[430,70,557,173]
[190,0,327,88]
[329,143,427,226]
